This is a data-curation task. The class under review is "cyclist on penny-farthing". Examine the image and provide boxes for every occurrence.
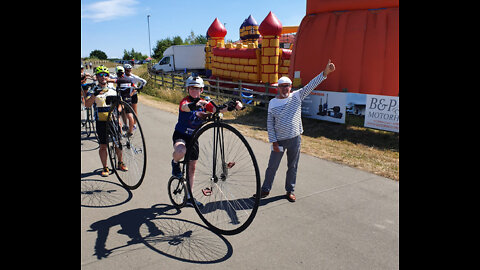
[112,66,137,137]
[85,65,128,177]
[170,75,243,207]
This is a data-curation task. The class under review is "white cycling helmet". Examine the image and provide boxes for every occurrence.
[115,66,125,73]
[124,64,132,69]
[186,75,204,88]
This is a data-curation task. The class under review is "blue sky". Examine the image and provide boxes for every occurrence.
[81,0,307,59]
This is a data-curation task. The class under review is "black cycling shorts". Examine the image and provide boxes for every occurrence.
[172,130,199,160]
[131,94,138,104]
[96,121,108,144]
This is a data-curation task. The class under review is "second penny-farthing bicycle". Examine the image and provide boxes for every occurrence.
[168,99,261,235]
[106,85,147,190]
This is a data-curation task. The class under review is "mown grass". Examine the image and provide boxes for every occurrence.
[134,64,399,181]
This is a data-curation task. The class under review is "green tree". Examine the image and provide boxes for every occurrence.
[122,48,147,61]
[194,34,207,44]
[184,30,207,45]
[89,49,107,60]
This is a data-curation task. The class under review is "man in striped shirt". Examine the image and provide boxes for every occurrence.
[259,59,336,202]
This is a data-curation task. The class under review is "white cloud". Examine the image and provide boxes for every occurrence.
[81,0,139,22]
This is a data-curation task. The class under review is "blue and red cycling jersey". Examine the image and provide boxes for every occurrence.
[174,96,215,135]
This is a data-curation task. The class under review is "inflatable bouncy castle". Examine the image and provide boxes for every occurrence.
[290,0,399,96]
[205,0,398,97]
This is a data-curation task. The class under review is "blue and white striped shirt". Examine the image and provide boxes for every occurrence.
[267,72,327,142]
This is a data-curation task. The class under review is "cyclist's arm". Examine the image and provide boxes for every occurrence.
[219,100,243,113]
[180,99,215,113]
[130,74,147,88]
[180,99,203,112]
[84,92,96,108]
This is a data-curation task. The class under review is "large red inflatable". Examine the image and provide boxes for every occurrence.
[290,0,399,96]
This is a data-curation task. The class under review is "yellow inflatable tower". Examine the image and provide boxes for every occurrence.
[258,11,282,84]
[240,15,260,47]
[206,18,226,71]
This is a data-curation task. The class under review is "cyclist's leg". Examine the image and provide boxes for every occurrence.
[131,95,138,125]
[99,144,108,168]
[127,112,135,134]
[117,104,125,131]
[115,147,123,161]
[172,139,186,162]
[187,160,196,190]
[187,138,199,189]
[96,121,109,169]
[171,132,186,178]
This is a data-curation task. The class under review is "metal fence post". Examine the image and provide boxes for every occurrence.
[216,77,220,100]
[265,83,270,104]
[238,80,242,99]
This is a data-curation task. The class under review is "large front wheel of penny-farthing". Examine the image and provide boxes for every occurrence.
[185,122,261,235]
[107,101,147,190]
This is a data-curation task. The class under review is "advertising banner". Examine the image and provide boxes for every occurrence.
[301,91,346,124]
[364,95,399,133]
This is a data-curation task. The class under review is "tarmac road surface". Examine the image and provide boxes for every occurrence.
[81,96,399,269]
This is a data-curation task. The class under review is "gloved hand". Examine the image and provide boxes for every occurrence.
[93,87,104,96]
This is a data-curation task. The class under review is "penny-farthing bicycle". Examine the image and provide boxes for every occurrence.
[106,86,147,190]
[168,99,261,235]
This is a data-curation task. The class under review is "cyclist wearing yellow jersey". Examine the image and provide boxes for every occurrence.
[85,65,128,177]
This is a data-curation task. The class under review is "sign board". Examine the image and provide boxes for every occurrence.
[364,95,399,133]
[301,91,346,124]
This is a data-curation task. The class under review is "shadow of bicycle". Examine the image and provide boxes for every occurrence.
[198,194,285,226]
[87,204,233,264]
[81,172,133,208]
[81,130,99,152]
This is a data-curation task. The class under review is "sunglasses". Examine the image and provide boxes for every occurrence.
[97,73,109,77]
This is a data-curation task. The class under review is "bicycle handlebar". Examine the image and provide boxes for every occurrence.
[198,98,246,122]
[116,85,142,91]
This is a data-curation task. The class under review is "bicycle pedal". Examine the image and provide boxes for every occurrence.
[202,187,212,196]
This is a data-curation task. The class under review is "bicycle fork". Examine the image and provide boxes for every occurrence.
[211,126,227,183]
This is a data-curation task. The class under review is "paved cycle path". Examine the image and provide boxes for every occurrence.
[81,98,399,269]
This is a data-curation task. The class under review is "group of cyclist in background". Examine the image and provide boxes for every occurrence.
[82,63,146,177]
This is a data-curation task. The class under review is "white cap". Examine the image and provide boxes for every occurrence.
[277,76,292,85]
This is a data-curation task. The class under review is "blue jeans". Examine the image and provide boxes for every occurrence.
[262,136,301,193]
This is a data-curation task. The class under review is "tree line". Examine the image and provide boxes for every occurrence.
[87,31,207,61]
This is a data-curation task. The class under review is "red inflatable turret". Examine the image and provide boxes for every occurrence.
[207,18,227,38]
[258,11,282,37]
